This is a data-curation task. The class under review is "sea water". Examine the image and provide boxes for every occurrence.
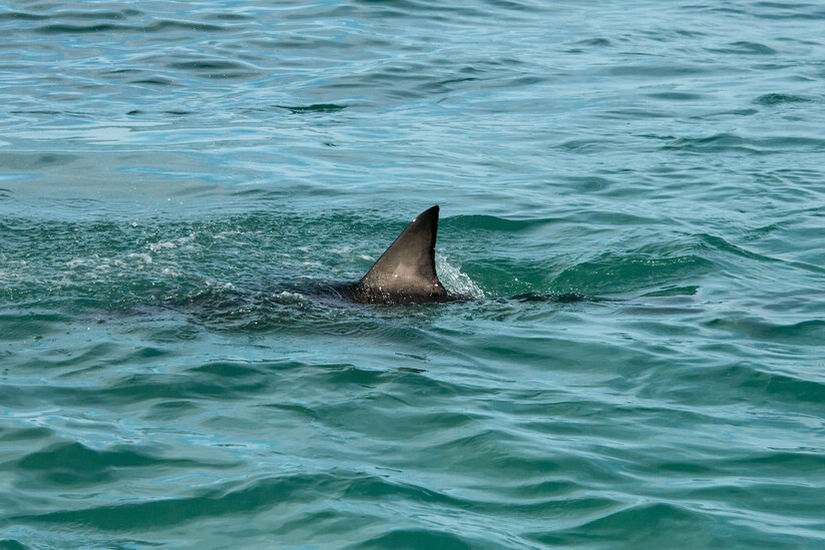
[1,1,824,548]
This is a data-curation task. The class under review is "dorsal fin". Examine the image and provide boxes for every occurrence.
[354,205,447,303]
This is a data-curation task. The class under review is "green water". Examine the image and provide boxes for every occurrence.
[1,1,825,548]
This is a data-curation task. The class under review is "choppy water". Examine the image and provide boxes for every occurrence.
[2,1,825,548]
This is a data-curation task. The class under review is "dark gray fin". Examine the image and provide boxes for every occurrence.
[354,205,448,304]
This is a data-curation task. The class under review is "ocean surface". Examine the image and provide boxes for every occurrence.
[1,1,824,548]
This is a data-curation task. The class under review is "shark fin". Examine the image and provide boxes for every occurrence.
[354,205,448,304]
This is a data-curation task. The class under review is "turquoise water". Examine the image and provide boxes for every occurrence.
[2,1,825,548]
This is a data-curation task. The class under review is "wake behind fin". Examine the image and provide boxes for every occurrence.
[353,205,448,304]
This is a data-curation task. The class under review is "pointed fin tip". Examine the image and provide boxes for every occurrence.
[418,204,439,219]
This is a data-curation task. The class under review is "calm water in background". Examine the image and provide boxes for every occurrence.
[1,1,825,548]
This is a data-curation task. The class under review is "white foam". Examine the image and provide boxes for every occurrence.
[205,280,235,290]
[127,253,153,264]
[436,255,485,299]
[149,241,176,252]
[67,258,91,269]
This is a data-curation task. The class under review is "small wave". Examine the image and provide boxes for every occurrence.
[755,93,814,105]
[551,254,714,296]
[661,133,825,155]
[529,502,721,547]
[709,41,778,55]
[17,441,153,468]
[682,363,825,405]
[129,77,175,86]
[647,91,705,101]
[277,104,347,114]
[165,59,261,80]
[35,23,133,34]
[149,19,228,33]
[0,11,49,21]
[101,369,270,403]
[448,214,556,233]
[574,37,612,47]
[356,529,476,549]
[704,318,825,347]
[557,138,617,153]
[13,473,340,530]
[602,64,707,77]
[749,3,825,21]
[31,16,235,35]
